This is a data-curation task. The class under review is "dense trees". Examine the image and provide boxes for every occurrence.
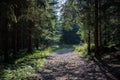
[60,24,80,44]
[62,0,120,57]
[0,0,120,79]
[0,0,120,62]
[0,0,57,63]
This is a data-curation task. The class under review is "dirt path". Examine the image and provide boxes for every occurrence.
[30,48,117,80]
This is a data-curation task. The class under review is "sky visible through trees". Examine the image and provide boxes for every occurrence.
[54,0,67,20]
[0,0,120,80]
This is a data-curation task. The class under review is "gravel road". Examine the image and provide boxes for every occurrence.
[30,48,117,80]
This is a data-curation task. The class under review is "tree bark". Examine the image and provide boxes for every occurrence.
[3,19,10,63]
[27,29,33,53]
[88,29,91,54]
[13,24,17,57]
[98,0,102,48]
[87,0,91,55]
[94,0,99,57]
[27,20,33,53]
[35,38,39,50]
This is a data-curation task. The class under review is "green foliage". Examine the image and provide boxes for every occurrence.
[0,48,53,80]
[60,24,81,45]
[0,0,58,62]
[1,66,34,80]
[74,44,88,56]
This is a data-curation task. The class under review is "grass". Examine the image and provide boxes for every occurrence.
[0,44,75,80]
[74,44,88,56]
[0,47,56,80]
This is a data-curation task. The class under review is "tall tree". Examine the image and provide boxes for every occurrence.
[94,0,99,57]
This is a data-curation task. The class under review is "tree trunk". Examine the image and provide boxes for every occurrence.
[103,11,108,46]
[27,29,33,53]
[99,24,102,47]
[98,0,102,48]
[88,29,91,54]
[27,21,33,53]
[94,0,99,57]
[87,0,91,55]
[3,19,10,63]
[13,24,17,57]
[35,38,39,50]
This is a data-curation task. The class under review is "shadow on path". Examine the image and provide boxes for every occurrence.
[29,49,118,80]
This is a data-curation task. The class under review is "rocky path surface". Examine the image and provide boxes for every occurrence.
[31,48,117,80]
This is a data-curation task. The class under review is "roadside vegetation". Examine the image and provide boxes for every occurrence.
[0,48,55,80]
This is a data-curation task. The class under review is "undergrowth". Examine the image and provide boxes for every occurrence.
[0,48,55,80]
[74,44,88,56]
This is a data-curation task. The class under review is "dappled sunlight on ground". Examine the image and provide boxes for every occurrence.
[29,49,118,80]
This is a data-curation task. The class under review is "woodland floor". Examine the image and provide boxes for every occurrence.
[30,48,119,80]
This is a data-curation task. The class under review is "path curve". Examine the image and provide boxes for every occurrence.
[30,48,116,80]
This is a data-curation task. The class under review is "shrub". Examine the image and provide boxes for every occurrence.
[74,44,87,56]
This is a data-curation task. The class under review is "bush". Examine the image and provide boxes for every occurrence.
[74,44,87,56]
[0,48,53,80]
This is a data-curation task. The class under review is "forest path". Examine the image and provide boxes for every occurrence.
[30,48,117,80]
